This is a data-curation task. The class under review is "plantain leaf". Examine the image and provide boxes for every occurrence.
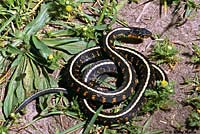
[50,40,88,54]
[41,37,81,46]
[32,36,52,59]
[48,29,75,37]
[48,75,58,87]
[7,44,23,55]
[23,4,50,42]
[11,54,23,68]
[94,24,108,30]
[15,57,26,104]
[3,56,24,117]
[30,60,43,90]
[16,79,25,104]
[42,68,54,88]
[3,77,16,117]
[87,40,96,48]
[22,59,34,93]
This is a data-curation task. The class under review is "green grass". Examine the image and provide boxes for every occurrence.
[0,0,200,133]
[141,80,175,113]
[191,43,200,64]
[183,74,200,128]
[150,37,179,66]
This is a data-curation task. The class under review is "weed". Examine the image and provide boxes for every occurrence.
[141,80,175,113]
[0,0,199,133]
[0,0,119,132]
[191,43,200,64]
[86,116,163,134]
[180,0,200,18]
[150,38,179,66]
[0,125,8,134]
[184,74,200,128]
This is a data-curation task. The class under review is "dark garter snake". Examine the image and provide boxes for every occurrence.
[4,27,168,125]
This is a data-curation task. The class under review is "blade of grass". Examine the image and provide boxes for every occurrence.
[16,111,65,131]
[97,0,108,26]
[0,15,16,34]
[142,116,152,133]
[59,121,86,134]
[83,105,103,134]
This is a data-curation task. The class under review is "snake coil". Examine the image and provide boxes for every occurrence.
[5,27,168,125]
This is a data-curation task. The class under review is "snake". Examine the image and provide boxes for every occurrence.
[66,27,152,104]
[81,58,167,124]
[4,27,168,125]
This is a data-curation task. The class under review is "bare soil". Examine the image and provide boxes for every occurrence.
[3,1,200,134]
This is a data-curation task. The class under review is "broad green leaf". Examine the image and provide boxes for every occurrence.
[42,68,52,88]
[39,74,48,89]
[16,79,25,104]
[32,36,52,59]
[7,44,23,55]
[34,66,51,90]
[87,40,96,48]
[11,54,23,68]
[42,37,81,46]
[48,75,58,87]
[3,62,23,117]
[15,58,26,105]
[23,4,50,40]
[38,74,47,90]
[22,59,34,93]
[94,24,108,30]
[30,60,41,90]
[52,41,88,54]
[48,29,75,37]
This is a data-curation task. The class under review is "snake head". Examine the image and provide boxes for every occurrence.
[128,27,152,39]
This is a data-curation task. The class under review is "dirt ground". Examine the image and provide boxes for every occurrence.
[4,1,200,134]
[119,1,200,134]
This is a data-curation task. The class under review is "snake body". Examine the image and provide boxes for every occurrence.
[67,27,152,104]
[5,27,168,125]
[80,47,167,124]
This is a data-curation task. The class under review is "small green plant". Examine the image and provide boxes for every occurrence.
[163,0,200,18]
[181,0,200,18]
[191,43,200,64]
[93,116,162,134]
[0,0,118,129]
[141,80,175,113]
[150,38,179,66]
[184,74,200,128]
[0,125,8,134]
